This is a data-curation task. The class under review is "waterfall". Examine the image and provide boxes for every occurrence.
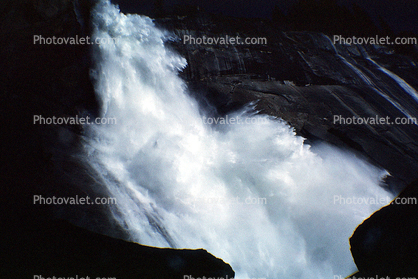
[84,1,392,278]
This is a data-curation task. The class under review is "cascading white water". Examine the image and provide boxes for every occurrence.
[85,1,393,278]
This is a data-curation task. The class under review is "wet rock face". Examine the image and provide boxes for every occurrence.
[157,13,418,189]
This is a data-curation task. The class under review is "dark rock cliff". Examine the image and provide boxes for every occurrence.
[3,218,234,279]
[1,0,234,278]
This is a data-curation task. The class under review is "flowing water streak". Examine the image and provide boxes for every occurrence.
[324,35,417,121]
[341,57,416,121]
[367,57,418,103]
[86,1,393,278]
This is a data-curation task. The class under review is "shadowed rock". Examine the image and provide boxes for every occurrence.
[349,179,418,277]
[3,219,235,279]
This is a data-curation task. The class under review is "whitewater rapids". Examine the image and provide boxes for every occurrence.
[83,1,392,278]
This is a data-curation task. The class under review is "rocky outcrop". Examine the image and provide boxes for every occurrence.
[4,218,234,279]
[349,179,418,277]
